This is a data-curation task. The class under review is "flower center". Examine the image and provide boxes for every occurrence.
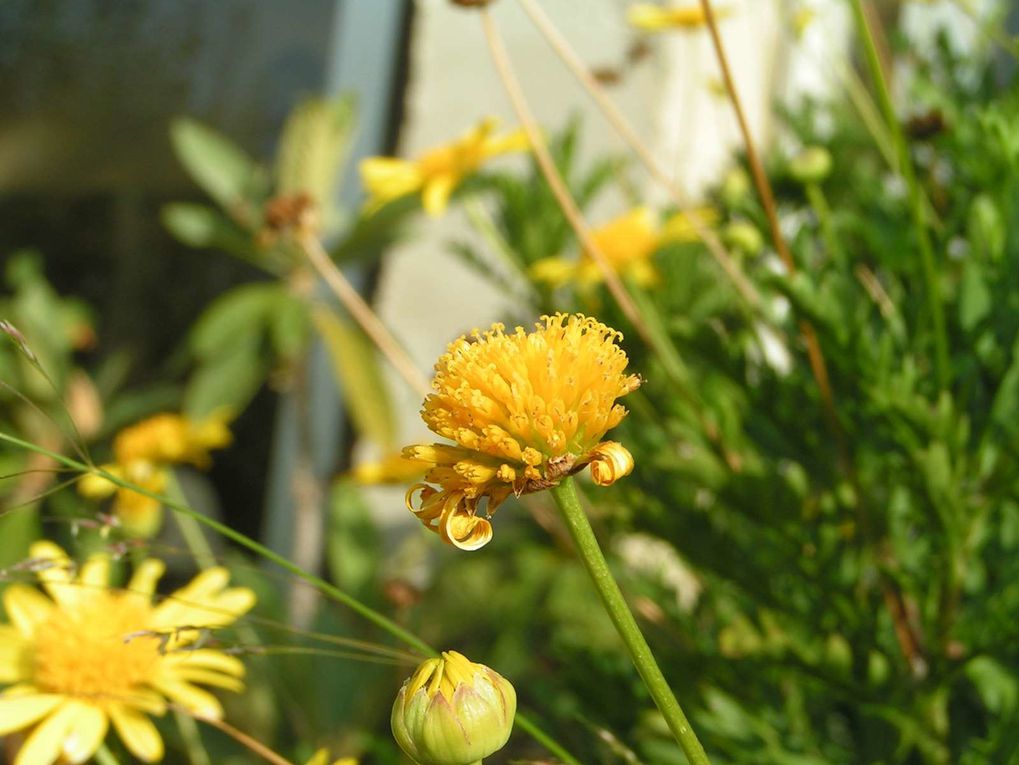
[33,592,161,702]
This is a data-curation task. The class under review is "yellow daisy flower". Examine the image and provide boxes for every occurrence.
[359,118,529,216]
[402,314,640,550]
[78,412,232,538]
[531,206,718,289]
[627,3,732,32]
[0,541,255,765]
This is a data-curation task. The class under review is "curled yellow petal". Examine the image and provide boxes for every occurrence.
[587,441,635,486]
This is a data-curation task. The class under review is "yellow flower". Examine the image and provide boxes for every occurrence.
[306,751,357,765]
[0,541,255,765]
[530,206,718,289]
[359,118,528,216]
[403,314,640,550]
[113,412,232,470]
[78,412,232,538]
[627,2,732,31]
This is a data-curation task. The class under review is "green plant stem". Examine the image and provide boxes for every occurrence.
[549,477,710,765]
[805,184,843,265]
[94,744,120,765]
[0,431,581,765]
[848,0,949,390]
[175,709,212,765]
[165,469,217,569]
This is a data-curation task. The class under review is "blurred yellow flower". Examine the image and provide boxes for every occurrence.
[78,412,232,537]
[627,3,732,32]
[0,541,254,765]
[403,314,640,550]
[531,206,718,289]
[359,118,528,216]
[306,750,357,765]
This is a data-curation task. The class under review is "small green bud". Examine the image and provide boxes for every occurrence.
[392,651,516,765]
[722,220,764,256]
[789,146,833,184]
[721,167,751,206]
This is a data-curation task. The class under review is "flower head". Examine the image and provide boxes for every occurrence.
[627,3,732,32]
[360,118,528,216]
[78,412,232,538]
[403,314,640,549]
[531,207,718,290]
[391,651,515,765]
[0,541,254,765]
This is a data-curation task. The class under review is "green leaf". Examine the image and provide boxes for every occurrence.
[312,307,395,450]
[184,339,266,419]
[276,94,357,232]
[170,117,263,211]
[160,203,254,255]
[959,260,992,331]
[190,284,283,360]
[269,292,311,361]
[326,478,380,597]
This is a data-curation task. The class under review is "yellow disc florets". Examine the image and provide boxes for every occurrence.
[403,313,640,550]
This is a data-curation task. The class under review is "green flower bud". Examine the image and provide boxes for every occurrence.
[722,220,764,256]
[789,146,833,184]
[721,167,751,206]
[392,651,516,765]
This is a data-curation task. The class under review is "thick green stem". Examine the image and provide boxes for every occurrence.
[549,477,710,765]
[0,430,581,765]
[848,0,949,390]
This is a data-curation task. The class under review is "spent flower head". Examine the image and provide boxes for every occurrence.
[403,314,640,549]
[0,541,254,765]
[359,118,528,216]
[391,651,515,765]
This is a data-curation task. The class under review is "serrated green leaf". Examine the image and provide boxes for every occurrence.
[170,117,263,211]
[312,307,395,450]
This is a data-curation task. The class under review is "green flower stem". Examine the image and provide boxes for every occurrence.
[848,0,949,390]
[0,431,581,765]
[549,477,710,765]
[805,184,844,265]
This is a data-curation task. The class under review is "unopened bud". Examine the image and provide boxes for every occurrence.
[392,651,516,765]
[789,146,833,184]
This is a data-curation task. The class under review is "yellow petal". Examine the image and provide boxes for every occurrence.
[109,704,164,763]
[77,554,110,594]
[421,174,457,216]
[152,678,223,719]
[359,157,422,207]
[161,650,245,677]
[27,541,78,607]
[127,558,166,599]
[529,257,577,288]
[3,585,53,638]
[13,699,78,765]
[77,467,120,499]
[60,702,108,764]
[171,668,245,692]
[0,689,63,736]
[0,625,26,682]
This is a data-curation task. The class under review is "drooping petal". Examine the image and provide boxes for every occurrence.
[3,585,54,638]
[60,702,108,764]
[0,688,63,736]
[108,704,164,763]
[13,699,78,765]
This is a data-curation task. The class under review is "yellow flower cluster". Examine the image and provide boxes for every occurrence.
[0,541,254,765]
[403,314,640,550]
[78,412,232,537]
[531,206,718,289]
[359,118,528,216]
